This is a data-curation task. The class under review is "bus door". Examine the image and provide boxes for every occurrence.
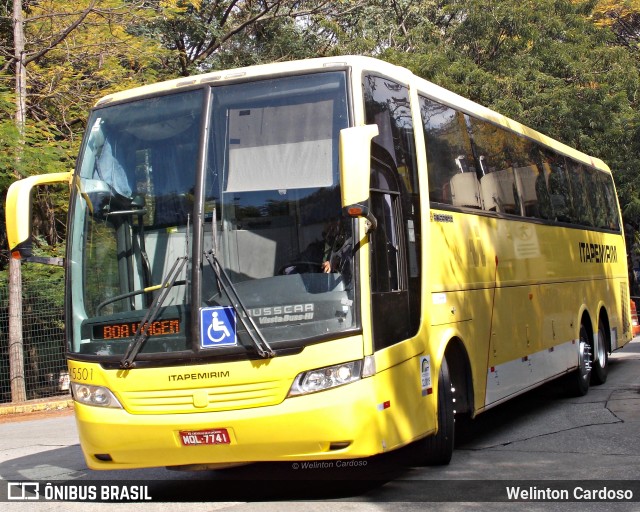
[369,153,411,349]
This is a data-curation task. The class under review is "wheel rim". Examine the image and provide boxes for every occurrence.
[596,327,606,368]
[578,338,592,383]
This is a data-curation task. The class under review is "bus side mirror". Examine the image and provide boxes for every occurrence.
[339,125,379,230]
[5,171,73,262]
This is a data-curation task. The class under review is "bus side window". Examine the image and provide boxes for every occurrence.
[542,150,574,223]
[514,165,542,217]
[600,173,620,231]
[464,114,522,216]
[508,137,546,218]
[566,160,595,227]
[530,148,554,220]
[419,95,476,207]
[586,167,608,229]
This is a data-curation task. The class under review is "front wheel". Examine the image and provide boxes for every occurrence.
[413,357,455,465]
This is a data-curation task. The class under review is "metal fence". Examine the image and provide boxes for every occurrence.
[0,276,68,404]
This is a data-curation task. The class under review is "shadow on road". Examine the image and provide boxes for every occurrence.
[0,443,416,501]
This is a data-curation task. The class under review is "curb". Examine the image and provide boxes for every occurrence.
[0,396,74,417]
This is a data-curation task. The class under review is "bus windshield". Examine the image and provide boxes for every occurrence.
[67,72,354,361]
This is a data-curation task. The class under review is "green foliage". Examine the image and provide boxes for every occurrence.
[139,0,341,74]
[24,1,172,137]
[0,237,65,287]
[0,1,173,269]
[2,0,640,235]
[367,0,640,226]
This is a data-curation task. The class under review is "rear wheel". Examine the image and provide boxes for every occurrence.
[414,357,454,465]
[591,322,609,385]
[568,323,592,397]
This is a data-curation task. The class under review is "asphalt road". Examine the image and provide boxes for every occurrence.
[2,339,640,511]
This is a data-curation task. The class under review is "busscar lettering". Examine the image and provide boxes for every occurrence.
[578,242,618,264]
[168,371,230,382]
[249,303,314,317]
[249,303,315,324]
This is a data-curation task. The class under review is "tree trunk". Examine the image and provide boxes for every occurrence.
[8,259,26,402]
[9,0,27,403]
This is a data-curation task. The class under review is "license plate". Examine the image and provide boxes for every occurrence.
[179,428,231,446]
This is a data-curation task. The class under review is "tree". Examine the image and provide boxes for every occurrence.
[318,0,640,228]
[589,1,640,228]
[0,2,171,262]
[0,0,167,402]
[7,0,27,402]
[592,0,640,55]
[140,0,359,75]
[0,0,639,401]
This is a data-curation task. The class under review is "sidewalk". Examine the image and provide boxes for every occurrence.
[0,395,73,418]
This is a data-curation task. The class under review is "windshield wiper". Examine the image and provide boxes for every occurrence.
[204,209,274,358]
[120,254,188,369]
[120,216,191,369]
[204,249,275,359]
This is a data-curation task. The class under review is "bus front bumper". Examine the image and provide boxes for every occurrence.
[74,378,385,470]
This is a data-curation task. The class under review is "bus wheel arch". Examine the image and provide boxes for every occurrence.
[444,338,474,418]
[413,354,455,465]
[412,337,473,466]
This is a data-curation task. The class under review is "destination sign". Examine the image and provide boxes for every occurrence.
[93,319,180,340]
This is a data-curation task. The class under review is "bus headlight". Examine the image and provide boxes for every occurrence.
[71,382,123,409]
[288,360,364,397]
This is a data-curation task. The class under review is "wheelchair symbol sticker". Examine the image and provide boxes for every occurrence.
[200,307,236,348]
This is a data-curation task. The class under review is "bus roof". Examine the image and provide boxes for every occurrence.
[95,55,609,173]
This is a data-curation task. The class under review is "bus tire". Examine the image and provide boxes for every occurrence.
[569,323,592,397]
[591,322,608,385]
[415,357,454,466]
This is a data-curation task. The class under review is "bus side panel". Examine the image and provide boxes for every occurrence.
[372,354,438,451]
[428,208,631,413]
[427,210,494,415]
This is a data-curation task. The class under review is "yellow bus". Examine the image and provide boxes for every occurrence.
[5,56,632,470]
